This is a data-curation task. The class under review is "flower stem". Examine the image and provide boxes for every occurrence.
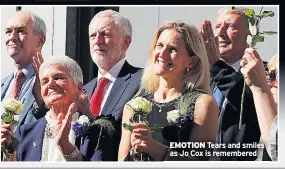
[239,81,246,129]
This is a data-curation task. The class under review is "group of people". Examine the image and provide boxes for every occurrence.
[1,7,278,162]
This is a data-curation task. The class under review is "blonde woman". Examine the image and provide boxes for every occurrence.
[118,21,219,161]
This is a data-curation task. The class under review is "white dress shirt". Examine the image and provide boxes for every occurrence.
[96,58,126,115]
[231,59,241,72]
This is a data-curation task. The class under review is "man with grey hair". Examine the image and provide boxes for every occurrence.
[1,11,47,131]
[200,7,262,160]
[78,9,142,161]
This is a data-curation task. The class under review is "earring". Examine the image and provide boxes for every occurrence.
[186,68,190,72]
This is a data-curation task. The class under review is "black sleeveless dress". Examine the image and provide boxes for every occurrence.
[136,89,207,157]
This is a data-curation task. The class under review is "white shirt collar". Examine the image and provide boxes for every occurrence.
[97,58,126,83]
[231,59,241,71]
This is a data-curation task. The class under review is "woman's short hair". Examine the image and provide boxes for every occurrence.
[140,21,210,94]
[39,55,83,86]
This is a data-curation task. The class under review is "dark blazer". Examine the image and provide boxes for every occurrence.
[83,61,143,161]
[15,117,96,161]
[210,60,261,161]
[1,74,46,132]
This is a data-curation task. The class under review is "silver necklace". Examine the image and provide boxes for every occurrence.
[45,123,55,138]
[151,99,175,113]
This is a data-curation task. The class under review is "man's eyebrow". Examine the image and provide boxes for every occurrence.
[5,26,26,30]
[53,73,67,77]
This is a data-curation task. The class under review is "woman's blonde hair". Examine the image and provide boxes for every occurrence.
[140,21,210,94]
[268,54,278,71]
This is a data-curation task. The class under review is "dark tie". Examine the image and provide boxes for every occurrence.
[90,77,109,116]
[10,70,23,99]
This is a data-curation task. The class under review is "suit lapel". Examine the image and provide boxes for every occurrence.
[101,75,129,115]
[84,78,97,99]
[17,86,35,127]
[18,118,46,161]
[30,118,46,161]
[1,74,13,100]
[101,62,131,115]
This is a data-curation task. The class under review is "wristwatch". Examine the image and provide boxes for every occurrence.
[63,147,80,161]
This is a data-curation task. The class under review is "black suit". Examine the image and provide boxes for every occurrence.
[210,60,261,161]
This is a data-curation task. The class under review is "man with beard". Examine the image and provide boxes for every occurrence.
[78,9,143,161]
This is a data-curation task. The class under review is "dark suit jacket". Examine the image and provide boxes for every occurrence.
[15,117,96,161]
[210,60,261,161]
[1,74,46,132]
[83,61,143,161]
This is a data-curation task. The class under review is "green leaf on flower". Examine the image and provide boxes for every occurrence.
[232,6,236,10]
[256,11,274,19]
[245,9,255,18]
[252,35,264,42]
[1,113,12,124]
[263,31,278,35]
[122,123,133,131]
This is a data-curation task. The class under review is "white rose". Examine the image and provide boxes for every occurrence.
[77,115,89,125]
[166,110,180,124]
[249,23,257,36]
[127,97,152,114]
[247,35,253,47]
[2,98,23,115]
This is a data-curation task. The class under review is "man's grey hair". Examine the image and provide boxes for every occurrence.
[217,7,250,30]
[217,7,249,16]
[90,9,132,38]
[16,11,47,36]
[39,55,83,86]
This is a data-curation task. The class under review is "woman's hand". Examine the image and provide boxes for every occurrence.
[55,103,77,148]
[77,93,93,118]
[199,20,220,66]
[1,124,13,152]
[131,123,154,154]
[240,48,268,90]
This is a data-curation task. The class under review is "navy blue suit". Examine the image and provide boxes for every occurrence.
[15,117,96,161]
[83,61,143,161]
